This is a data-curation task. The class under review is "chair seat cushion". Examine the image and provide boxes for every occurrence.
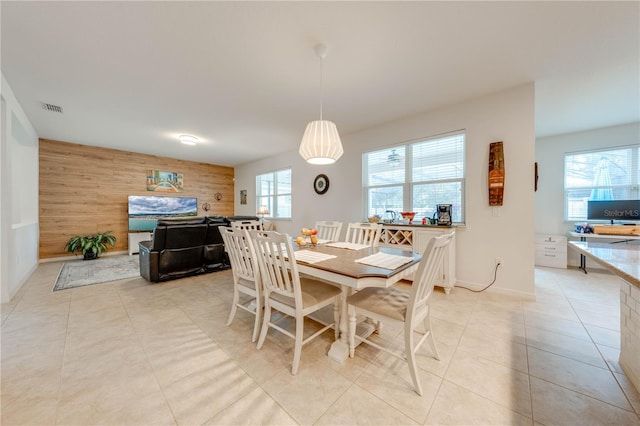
[348,287,409,322]
[271,278,341,309]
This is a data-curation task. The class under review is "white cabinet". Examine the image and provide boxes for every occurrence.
[414,229,457,294]
[535,234,567,269]
[128,232,152,255]
[379,225,456,294]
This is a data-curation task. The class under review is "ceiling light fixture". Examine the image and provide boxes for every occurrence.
[388,149,401,166]
[179,134,198,145]
[299,43,344,165]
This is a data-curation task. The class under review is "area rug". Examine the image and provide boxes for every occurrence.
[53,255,140,291]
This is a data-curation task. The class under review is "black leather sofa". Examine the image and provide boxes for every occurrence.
[138,215,258,283]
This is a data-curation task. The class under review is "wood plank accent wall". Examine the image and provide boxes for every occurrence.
[39,139,234,259]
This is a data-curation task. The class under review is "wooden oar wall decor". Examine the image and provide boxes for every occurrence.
[488,141,505,206]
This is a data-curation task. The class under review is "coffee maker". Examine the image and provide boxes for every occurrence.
[436,204,452,225]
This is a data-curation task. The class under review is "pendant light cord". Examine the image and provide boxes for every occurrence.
[319,54,324,121]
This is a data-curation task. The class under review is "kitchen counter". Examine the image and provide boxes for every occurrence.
[568,240,640,393]
[568,241,639,288]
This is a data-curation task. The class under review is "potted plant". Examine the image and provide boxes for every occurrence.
[64,230,117,260]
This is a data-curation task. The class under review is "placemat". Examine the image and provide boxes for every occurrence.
[325,242,370,250]
[293,250,337,264]
[355,252,414,270]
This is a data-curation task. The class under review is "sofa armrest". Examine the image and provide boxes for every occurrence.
[138,241,159,282]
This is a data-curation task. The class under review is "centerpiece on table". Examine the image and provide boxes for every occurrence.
[295,227,318,246]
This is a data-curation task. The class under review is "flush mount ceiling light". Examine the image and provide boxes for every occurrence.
[299,43,344,165]
[179,135,198,145]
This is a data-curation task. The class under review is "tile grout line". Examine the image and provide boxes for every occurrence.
[114,281,180,426]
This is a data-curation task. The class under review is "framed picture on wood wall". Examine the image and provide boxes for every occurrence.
[146,169,184,192]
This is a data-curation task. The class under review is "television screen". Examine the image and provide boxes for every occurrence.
[587,200,640,222]
[128,195,198,231]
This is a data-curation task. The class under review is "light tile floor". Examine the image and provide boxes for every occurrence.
[2,261,640,425]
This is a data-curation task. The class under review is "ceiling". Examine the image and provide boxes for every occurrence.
[2,1,638,167]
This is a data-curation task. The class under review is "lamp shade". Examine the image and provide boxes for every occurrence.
[256,205,269,215]
[299,120,344,165]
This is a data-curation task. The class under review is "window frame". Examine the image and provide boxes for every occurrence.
[362,130,466,224]
[256,167,292,219]
[563,144,639,222]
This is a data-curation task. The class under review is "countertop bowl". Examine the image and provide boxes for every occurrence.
[400,212,416,220]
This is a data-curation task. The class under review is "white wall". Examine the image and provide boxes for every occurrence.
[235,84,536,297]
[535,122,640,268]
[1,73,40,303]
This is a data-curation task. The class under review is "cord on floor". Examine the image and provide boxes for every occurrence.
[456,262,501,292]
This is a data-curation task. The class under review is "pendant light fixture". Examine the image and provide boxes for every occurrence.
[299,43,344,165]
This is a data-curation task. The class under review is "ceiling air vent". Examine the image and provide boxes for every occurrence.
[41,102,63,113]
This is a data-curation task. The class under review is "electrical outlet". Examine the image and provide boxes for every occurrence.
[495,257,503,267]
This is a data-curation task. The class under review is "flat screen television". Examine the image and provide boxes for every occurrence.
[587,199,640,223]
[128,195,198,231]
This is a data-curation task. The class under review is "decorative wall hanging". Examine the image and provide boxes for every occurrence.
[201,201,211,212]
[240,189,247,205]
[488,142,504,206]
[146,169,183,192]
[313,174,330,195]
[214,192,223,201]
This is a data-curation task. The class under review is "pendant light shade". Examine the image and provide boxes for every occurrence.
[299,43,344,165]
[299,120,343,165]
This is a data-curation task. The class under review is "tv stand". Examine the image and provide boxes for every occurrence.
[128,232,152,255]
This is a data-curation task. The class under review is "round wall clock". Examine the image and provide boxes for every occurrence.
[313,174,330,195]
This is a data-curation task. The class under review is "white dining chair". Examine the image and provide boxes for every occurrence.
[344,222,382,247]
[230,220,262,230]
[219,226,263,342]
[315,221,343,242]
[248,230,341,375]
[347,231,454,395]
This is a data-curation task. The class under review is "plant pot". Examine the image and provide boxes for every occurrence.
[83,252,98,260]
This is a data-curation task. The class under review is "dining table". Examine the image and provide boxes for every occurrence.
[293,243,421,362]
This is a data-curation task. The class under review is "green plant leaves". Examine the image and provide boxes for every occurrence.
[64,230,116,258]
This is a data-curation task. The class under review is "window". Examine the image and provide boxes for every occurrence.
[363,131,465,223]
[256,168,292,219]
[564,145,639,221]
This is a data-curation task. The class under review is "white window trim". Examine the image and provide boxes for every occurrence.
[363,130,466,224]
[256,168,292,219]
[564,144,639,222]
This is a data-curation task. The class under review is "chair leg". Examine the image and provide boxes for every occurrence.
[405,325,423,396]
[291,315,304,375]
[251,295,262,343]
[226,285,240,326]
[424,308,440,360]
[348,305,356,358]
[256,302,271,350]
[333,300,340,341]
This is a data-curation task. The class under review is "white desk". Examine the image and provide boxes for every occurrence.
[295,245,420,362]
